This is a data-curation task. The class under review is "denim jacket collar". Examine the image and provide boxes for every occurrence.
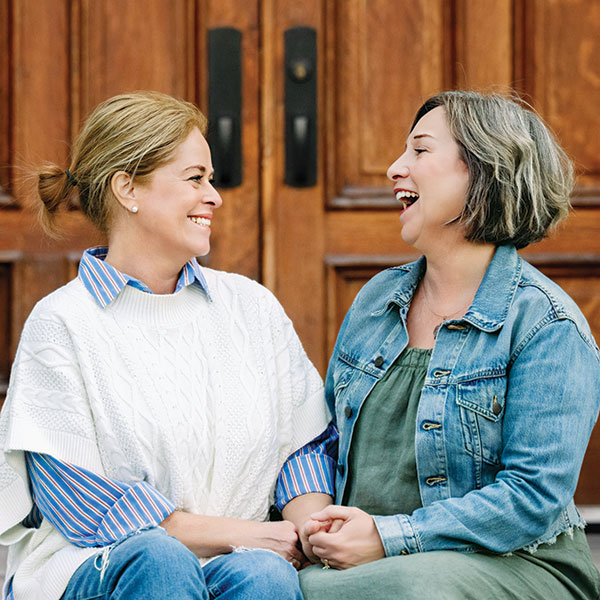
[372,245,521,333]
[464,245,521,332]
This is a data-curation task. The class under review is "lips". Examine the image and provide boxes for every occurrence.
[394,189,419,210]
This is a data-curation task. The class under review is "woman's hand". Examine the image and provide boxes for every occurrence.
[241,520,305,568]
[307,505,386,570]
[161,511,304,568]
[299,516,344,564]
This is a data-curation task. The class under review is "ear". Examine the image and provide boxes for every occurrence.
[110,171,138,212]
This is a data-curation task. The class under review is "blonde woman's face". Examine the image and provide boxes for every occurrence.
[131,127,222,265]
[386,106,469,252]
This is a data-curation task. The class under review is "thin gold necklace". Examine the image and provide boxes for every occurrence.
[420,283,471,338]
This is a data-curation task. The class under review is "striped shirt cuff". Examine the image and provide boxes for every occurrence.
[26,452,175,548]
[274,423,338,510]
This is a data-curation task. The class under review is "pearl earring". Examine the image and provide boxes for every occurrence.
[131,206,138,214]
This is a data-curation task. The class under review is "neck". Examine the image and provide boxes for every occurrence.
[421,242,496,308]
[105,235,185,295]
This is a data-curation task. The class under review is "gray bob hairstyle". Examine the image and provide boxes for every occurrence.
[37,91,208,235]
[412,91,574,249]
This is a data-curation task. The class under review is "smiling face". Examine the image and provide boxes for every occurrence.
[128,127,222,266]
[387,106,470,252]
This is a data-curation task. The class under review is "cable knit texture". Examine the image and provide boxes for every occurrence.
[0,269,328,600]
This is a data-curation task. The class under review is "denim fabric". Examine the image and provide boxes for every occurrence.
[326,245,600,556]
[60,528,302,599]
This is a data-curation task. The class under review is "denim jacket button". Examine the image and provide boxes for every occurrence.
[432,369,451,378]
[344,405,353,418]
[422,421,442,431]
[400,550,409,555]
[374,356,384,368]
[425,476,447,486]
[492,396,502,416]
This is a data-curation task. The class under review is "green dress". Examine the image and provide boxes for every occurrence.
[300,348,600,600]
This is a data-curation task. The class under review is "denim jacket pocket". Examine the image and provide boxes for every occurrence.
[456,375,507,466]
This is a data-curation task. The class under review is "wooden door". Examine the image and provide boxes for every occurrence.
[2,0,600,506]
[0,0,261,400]
[261,0,600,505]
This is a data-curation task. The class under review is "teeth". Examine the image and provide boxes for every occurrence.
[189,216,211,226]
[395,190,419,202]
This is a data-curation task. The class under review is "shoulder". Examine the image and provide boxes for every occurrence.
[201,267,285,313]
[513,259,597,349]
[27,278,96,323]
[517,260,587,323]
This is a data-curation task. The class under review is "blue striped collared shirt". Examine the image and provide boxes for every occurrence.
[6,248,336,599]
[78,246,210,307]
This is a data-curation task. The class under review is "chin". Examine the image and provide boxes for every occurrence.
[400,228,418,247]
[190,246,211,259]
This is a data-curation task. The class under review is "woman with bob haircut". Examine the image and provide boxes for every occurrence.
[298,90,600,599]
[0,91,337,599]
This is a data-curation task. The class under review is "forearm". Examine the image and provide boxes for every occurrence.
[161,510,303,563]
[281,492,333,531]
[161,511,257,557]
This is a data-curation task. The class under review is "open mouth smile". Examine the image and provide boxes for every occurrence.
[394,189,419,210]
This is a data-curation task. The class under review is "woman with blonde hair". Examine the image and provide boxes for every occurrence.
[0,91,336,599]
[298,90,600,599]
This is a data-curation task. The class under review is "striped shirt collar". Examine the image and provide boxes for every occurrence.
[79,247,210,309]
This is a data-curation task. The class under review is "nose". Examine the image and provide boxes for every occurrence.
[387,153,409,182]
[206,184,223,209]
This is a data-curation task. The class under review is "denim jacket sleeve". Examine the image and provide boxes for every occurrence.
[373,316,600,555]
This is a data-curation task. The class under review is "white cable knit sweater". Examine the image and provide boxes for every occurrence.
[0,269,329,600]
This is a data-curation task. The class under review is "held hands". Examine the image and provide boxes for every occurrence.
[244,504,386,571]
[304,505,386,570]
[299,514,345,563]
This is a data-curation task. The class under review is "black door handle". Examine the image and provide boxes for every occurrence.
[216,116,234,178]
[285,27,317,187]
[291,115,311,184]
[208,28,242,188]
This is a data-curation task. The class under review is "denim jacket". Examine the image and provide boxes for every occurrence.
[326,245,600,556]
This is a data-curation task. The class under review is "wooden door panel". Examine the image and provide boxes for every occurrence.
[0,0,10,196]
[78,0,196,119]
[332,0,448,202]
[525,0,600,191]
[12,0,72,204]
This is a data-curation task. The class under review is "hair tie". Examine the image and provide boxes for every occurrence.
[65,169,78,187]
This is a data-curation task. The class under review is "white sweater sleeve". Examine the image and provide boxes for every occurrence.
[0,312,104,540]
[266,290,330,459]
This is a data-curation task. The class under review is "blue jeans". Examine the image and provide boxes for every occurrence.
[61,528,302,599]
